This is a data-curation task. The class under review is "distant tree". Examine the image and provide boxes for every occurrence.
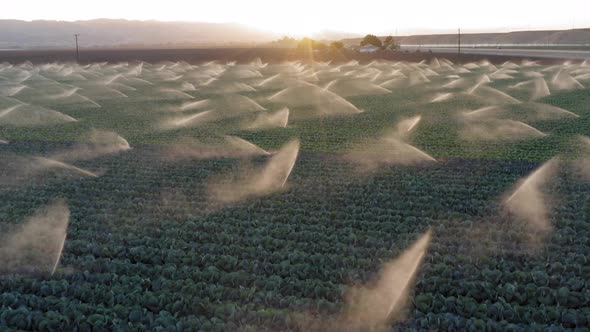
[297,38,328,51]
[297,37,315,50]
[383,35,400,50]
[314,42,327,50]
[271,36,298,48]
[360,34,382,48]
[330,41,344,50]
[280,36,296,42]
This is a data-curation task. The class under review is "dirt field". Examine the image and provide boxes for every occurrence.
[0,47,572,65]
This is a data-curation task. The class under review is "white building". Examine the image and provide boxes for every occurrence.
[359,45,380,53]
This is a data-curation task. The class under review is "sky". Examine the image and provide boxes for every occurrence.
[3,0,590,36]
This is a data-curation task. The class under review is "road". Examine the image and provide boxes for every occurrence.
[400,47,590,60]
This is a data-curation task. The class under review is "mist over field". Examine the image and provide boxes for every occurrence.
[1,15,590,330]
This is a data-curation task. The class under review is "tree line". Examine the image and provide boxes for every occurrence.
[270,34,400,51]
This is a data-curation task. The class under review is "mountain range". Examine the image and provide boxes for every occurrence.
[2,19,589,49]
[343,29,590,46]
[0,19,277,49]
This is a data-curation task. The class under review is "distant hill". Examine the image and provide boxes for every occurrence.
[0,19,277,49]
[342,29,590,47]
[4,20,588,50]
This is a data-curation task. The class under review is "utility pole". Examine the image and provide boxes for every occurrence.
[74,34,80,63]
[457,28,461,60]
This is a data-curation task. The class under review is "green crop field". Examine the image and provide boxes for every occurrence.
[0,58,589,331]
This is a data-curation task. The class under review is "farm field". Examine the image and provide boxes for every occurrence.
[1,58,590,331]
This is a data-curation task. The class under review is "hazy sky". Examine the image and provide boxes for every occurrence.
[3,0,590,36]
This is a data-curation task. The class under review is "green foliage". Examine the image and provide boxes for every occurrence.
[330,41,344,50]
[297,37,315,50]
[270,36,298,48]
[1,61,590,331]
[1,146,589,330]
[360,34,382,48]
[297,37,327,50]
[383,35,401,50]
